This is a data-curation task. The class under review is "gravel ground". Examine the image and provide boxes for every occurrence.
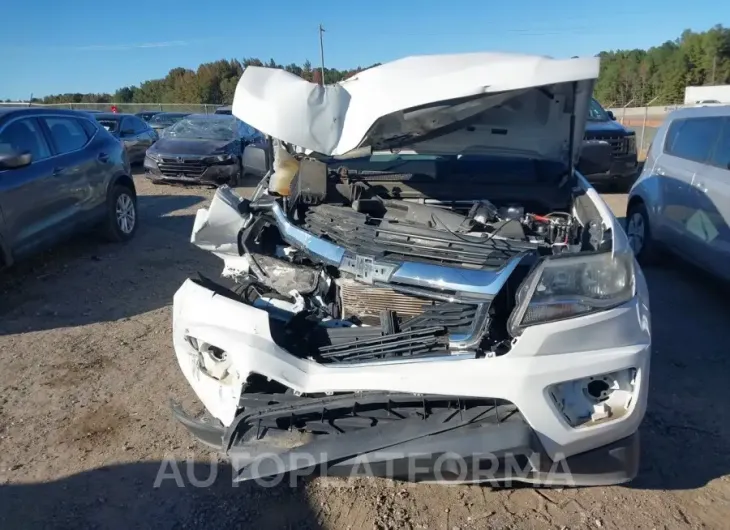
[1,173,729,529]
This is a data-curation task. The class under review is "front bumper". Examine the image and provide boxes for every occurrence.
[171,276,651,485]
[585,154,638,182]
[171,399,639,486]
[144,157,239,184]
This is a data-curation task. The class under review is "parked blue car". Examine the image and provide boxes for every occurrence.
[0,107,138,268]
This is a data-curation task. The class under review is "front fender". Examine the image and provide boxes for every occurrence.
[0,230,12,268]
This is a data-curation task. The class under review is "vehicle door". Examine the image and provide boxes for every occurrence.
[694,116,730,280]
[0,117,66,258]
[77,117,114,210]
[119,116,143,162]
[40,115,99,231]
[653,116,721,261]
[131,115,155,152]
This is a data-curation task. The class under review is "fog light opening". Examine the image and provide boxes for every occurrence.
[208,345,226,362]
[586,378,612,402]
[185,335,233,382]
[549,368,637,428]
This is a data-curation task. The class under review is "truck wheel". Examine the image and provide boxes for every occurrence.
[104,184,138,242]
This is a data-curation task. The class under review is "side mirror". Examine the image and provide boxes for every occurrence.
[0,150,32,170]
[607,110,616,121]
[242,144,269,178]
[577,140,612,176]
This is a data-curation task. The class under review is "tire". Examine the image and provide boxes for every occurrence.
[625,201,657,265]
[227,164,242,187]
[620,174,637,193]
[104,184,138,242]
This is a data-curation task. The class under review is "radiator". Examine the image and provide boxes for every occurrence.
[336,278,434,319]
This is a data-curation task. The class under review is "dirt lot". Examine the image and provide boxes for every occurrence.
[1,173,729,529]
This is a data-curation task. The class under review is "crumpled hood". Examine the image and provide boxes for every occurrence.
[232,52,599,163]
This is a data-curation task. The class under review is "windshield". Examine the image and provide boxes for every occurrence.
[95,118,119,132]
[150,114,186,126]
[587,99,610,121]
[162,116,238,141]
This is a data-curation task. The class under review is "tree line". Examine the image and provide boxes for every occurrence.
[19,25,730,107]
[29,58,378,106]
[594,25,730,106]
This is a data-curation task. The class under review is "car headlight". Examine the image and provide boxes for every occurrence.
[626,135,636,154]
[146,151,161,162]
[204,154,234,164]
[508,251,635,336]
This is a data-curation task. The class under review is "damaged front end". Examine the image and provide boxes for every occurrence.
[170,52,650,486]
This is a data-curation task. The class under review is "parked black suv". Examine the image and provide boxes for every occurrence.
[582,98,638,190]
[0,108,137,268]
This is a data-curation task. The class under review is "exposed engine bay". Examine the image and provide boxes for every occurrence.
[195,147,610,366]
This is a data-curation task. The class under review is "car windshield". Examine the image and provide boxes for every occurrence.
[150,114,186,126]
[163,116,238,140]
[96,118,119,132]
[587,99,610,121]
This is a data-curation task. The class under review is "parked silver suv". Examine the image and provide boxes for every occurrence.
[626,105,730,280]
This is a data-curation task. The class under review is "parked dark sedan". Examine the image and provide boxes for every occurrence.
[144,114,265,186]
[0,108,137,269]
[148,112,190,134]
[93,113,157,164]
[135,110,162,122]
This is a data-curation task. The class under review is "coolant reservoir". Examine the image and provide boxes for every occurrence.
[268,143,300,196]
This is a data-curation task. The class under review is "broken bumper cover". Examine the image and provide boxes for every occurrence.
[170,399,639,486]
[171,278,650,485]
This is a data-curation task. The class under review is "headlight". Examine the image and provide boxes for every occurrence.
[508,252,635,335]
[626,135,636,153]
[204,154,234,164]
[146,151,161,162]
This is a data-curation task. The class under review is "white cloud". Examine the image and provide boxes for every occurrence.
[71,40,190,51]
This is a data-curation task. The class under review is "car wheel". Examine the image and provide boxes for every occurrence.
[626,201,657,265]
[227,166,242,187]
[104,185,138,242]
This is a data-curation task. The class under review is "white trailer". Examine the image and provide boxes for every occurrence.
[684,85,730,104]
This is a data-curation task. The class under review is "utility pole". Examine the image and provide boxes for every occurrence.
[318,24,326,85]
[711,54,717,85]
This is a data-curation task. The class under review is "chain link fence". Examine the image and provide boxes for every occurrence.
[0,102,221,114]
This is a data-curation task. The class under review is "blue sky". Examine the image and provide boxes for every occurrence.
[1,0,725,100]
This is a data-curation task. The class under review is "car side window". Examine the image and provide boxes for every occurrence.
[120,117,134,135]
[708,118,730,171]
[131,117,147,134]
[44,117,89,154]
[665,117,723,163]
[0,118,52,162]
[78,118,98,138]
